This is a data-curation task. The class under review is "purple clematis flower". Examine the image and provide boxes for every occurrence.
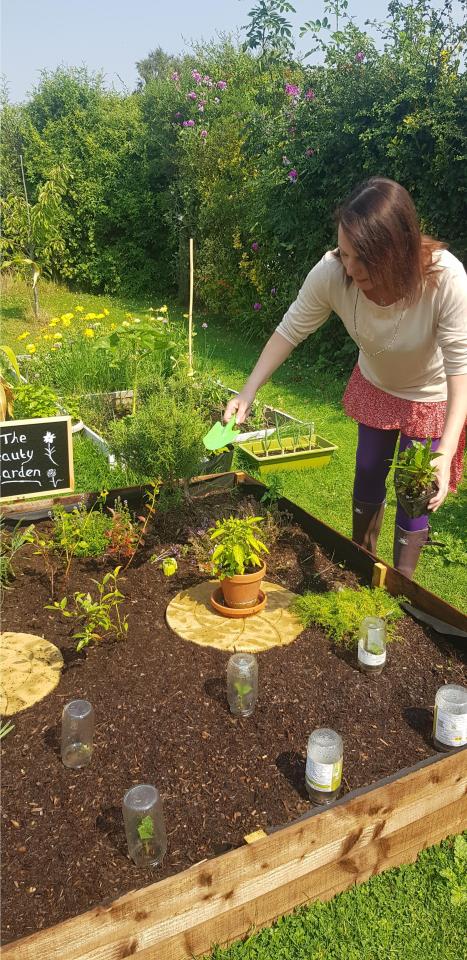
[217,80,227,90]
[251,241,259,252]
[253,302,262,311]
[285,83,300,97]
[183,119,195,127]
[187,91,197,100]
[287,168,298,182]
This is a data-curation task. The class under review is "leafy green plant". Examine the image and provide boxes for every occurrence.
[439,835,467,906]
[45,566,128,652]
[94,313,172,414]
[137,814,155,856]
[233,679,253,711]
[105,497,141,562]
[428,531,467,568]
[391,439,441,500]
[209,515,269,578]
[51,502,113,574]
[292,586,405,647]
[13,382,60,419]
[0,518,33,591]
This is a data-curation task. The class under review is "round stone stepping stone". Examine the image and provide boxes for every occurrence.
[1,632,64,715]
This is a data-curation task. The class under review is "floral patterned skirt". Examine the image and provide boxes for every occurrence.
[342,364,465,491]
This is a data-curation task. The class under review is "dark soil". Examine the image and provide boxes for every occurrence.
[1,486,465,945]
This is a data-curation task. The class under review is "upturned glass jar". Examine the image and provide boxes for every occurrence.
[61,699,94,769]
[227,653,258,717]
[305,728,343,804]
[433,684,467,751]
[358,616,387,676]
[122,784,167,868]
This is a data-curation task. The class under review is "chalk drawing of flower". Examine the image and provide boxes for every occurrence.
[47,468,62,489]
[43,431,58,466]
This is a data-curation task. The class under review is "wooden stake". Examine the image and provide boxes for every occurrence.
[188,237,194,376]
[244,829,267,844]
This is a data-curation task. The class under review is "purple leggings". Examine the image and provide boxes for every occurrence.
[353,424,439,531]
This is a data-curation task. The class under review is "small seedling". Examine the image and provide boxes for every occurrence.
[0,720,15,739]
[233,680,253,711]
[137,815,155,856]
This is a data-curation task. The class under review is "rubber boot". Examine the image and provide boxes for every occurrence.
[393,525,429,579]
[352,499,386,554]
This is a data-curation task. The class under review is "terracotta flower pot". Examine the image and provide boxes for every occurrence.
[220,563,266,609]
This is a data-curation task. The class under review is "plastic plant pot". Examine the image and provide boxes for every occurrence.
[61,700,94,769]
[227,653,258,717]
[305,728,343,804]
[433,684,467,752]
[358,616,387,676]
[237,434,337,475]
[122,784,167,868]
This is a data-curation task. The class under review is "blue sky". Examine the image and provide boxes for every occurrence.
[1,0,462,103]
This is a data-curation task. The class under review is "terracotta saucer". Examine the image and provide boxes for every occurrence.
[210,587,267,618]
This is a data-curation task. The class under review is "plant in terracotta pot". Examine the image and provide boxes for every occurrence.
[209,515,269,609]
[392,439,441,518]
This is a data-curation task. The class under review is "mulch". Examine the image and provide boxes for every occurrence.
[1,485,466,945]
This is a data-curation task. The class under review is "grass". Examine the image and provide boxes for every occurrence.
[205,834,467,960]
[2,277,466,957]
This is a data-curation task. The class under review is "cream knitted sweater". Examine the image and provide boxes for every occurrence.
[275,249,467,401]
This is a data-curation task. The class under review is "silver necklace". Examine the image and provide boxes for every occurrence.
[353,288,405,358]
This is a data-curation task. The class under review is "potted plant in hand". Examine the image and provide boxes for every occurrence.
[209,515,269,613]
[392,439,440,518]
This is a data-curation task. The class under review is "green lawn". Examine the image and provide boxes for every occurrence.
[2,278,466,958]
[205,834,467,960]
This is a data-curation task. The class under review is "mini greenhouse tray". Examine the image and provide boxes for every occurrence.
[237,434,338,473]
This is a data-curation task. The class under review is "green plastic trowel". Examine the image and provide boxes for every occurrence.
[202,414,241,451]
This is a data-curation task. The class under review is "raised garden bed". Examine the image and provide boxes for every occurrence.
[1,473,466,957]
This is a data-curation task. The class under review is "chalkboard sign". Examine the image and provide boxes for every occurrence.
[0,416,74,502]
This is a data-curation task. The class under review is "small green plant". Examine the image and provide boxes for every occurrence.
[0,720,15,739]
[13,382,60,419]
[51,501,113,577]
[105,497,140,562]
[233,679,253,711]
[429,532,467,567]
[260,427,273,457]
[292,586,405,648]
[439,835,467,906]
[137,814,155,855]
[45,566,128,652]
[95,314,172,415]
[209,515,269,579]
[23,525,60,596]
[260,474,284,506]
[0,518,34,591]
[391,439,441,500]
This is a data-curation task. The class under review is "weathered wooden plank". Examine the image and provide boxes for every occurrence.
[5,749,466,960]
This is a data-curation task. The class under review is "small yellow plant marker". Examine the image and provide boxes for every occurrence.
[244,829,267,844]
[372,562,387,588]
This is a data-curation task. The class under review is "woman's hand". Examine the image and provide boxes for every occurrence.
[429,449,452,511]
[223,388,256,424]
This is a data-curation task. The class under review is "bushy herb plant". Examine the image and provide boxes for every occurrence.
[52,502,113,566]
[108,393,208,491]
[209,515,269,578]
[13,382,60,419]
[292,586,405,647]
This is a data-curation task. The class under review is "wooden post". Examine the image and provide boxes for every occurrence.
[372,562,387,588]
[188,238,194,376]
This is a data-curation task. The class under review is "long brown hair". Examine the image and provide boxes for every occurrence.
[334,178,445,303]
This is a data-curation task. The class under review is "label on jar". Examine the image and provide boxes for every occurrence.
[358,639,386,667]
[434,707,467,746]
[305,757,343,792]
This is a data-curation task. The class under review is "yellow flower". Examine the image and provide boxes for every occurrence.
[26,343,36,353]
[60,312,74,322]
[62,318,72,327]
[42,333,54,341]
[49,318,59,327]
[84,312,96,321]
[84,328,95,338]
[183,313,189,319]
[17,331,30,341]
[75,305,84,312]
[158,305,168,314]
[103,308,110,316]
[122,320,131,328]
[110,323,117,330]
[54,332,63,340]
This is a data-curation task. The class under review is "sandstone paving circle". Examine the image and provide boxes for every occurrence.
[166,579,303,653]
[1,632,64,716]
